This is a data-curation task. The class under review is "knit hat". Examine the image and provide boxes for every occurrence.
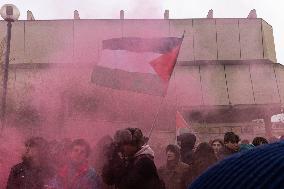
[188,141,284,189]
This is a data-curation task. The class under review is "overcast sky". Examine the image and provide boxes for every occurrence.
[2,0,284,63]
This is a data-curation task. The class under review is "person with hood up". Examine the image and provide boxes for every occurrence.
[177,133,196,165]
[102,128,165,189]
[158,144,190,189]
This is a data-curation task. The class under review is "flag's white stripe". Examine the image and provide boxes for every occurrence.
[99,49,162,74]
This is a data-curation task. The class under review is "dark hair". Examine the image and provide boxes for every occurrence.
[114,128,144,147]
[25,137,49,149]
[71,139,91,157]
[224,132,240,143]
[126,128,144,146]
[177,133,196,150]
[252,137,268,146]
[210,139,224,147]
[195,142,215,157]
[23,137,53,173]
[166,144,181,160]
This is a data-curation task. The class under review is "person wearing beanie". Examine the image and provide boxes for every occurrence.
[188,141,284,189]
[188,142,217,185]
[218,132,240,160]
[158,144,190,189]
[177,133,196,165]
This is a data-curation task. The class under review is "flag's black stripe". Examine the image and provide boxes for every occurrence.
[103,37,182,54]
[91,65,167,96]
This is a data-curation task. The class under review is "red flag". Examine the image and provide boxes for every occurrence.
[176,110,189,130]
[150,45,181,82]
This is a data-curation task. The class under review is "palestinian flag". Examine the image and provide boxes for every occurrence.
[91,36,183,96]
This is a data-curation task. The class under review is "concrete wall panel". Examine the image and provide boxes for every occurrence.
[200,65,229,105]
[250,63,280,104]
[239,19,263,60]
[0,21,7,63]
[25,20,74,64]
[123,20,169,37]
[262,20,277,63]
[193,19,217,61]
[74,20,122,63]
[274,64,284,103]
[225,65,254,104]
[172,66,203,106]
[170,19,194,62]
[0,21,25,64]
[216,19,240,60]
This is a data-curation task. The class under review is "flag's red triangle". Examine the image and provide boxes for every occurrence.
[176,111,189,129]
[150,45,181,82]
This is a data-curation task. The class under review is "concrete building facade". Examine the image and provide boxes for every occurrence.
[0,17,283,141]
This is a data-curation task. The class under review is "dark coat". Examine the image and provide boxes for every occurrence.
[180,150,194,165]
[158,161,190,189]
[6,161,53,189]
[102,145,164,189]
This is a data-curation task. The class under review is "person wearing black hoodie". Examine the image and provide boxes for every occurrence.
[177,133,196,165]
[102,128,164,189]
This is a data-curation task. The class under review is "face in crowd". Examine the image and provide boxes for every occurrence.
[23,137,48,167]
[166,150,176,161]
[224,132,240,152]
[24,145,42,166]
[225,140,239,151]
[70,145,88,164]
[69,139,90,165]
[212,141,223,154]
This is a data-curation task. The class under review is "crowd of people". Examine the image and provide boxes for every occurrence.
[3,128,282,189]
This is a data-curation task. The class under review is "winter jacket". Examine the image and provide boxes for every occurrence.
[6,161,54,189]
[54,162,101,189]
[102,145,165,189]
[158,161,190,189]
